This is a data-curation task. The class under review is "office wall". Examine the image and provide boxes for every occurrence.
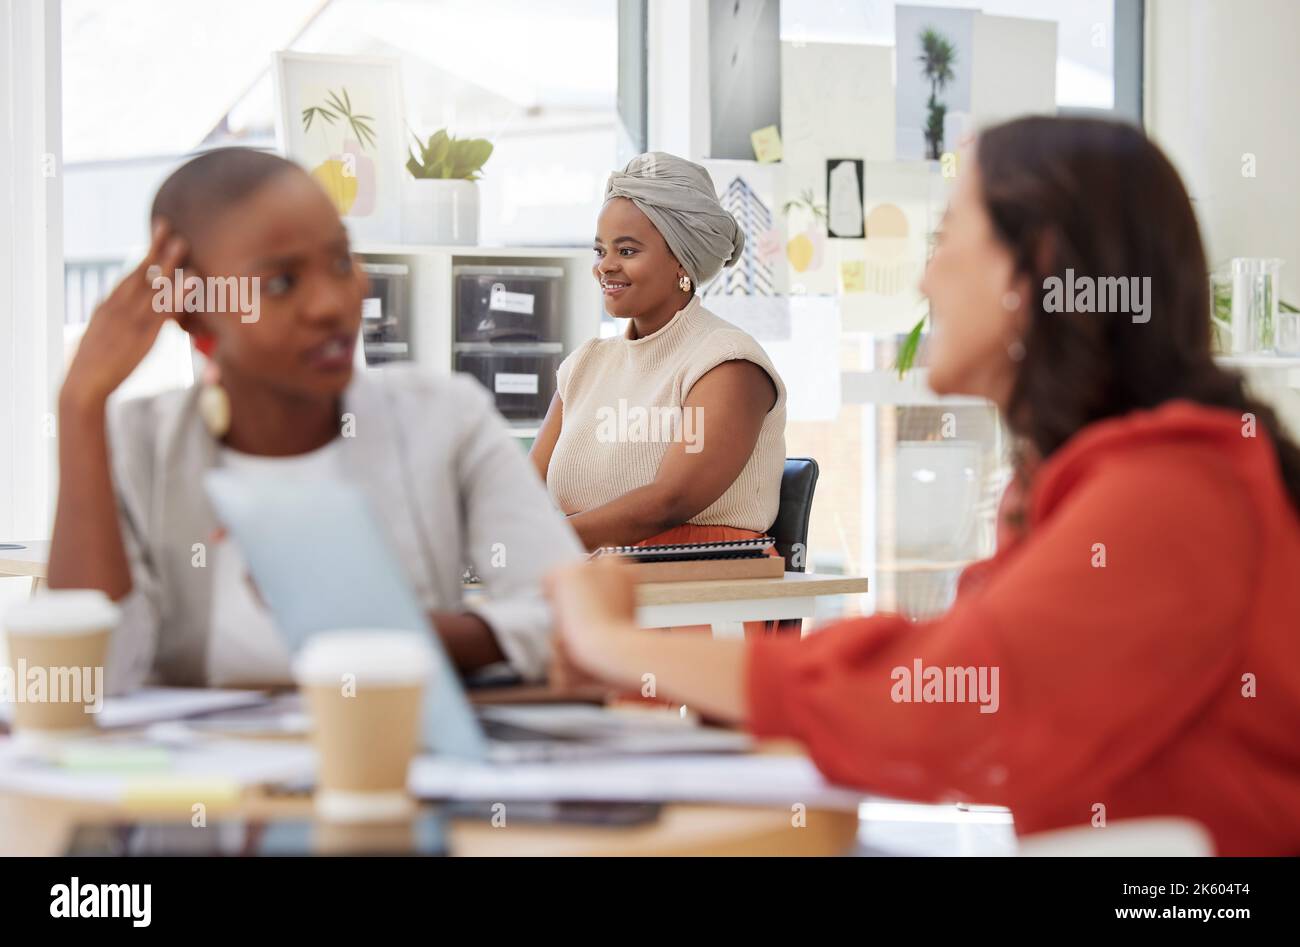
[969,13,1057,126]
[1145,0,1300,300]
[708,0,781,160]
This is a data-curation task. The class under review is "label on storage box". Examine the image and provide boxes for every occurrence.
[489,283,535,316]
[495,372,539,395]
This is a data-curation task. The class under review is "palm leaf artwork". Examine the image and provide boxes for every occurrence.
[918,28,956,88]
[300,87,376,150]
[917,27,957,161]
[324,87,377,149]
[925,102,948,153]
[301,105,338,134]
[298,86,379,217]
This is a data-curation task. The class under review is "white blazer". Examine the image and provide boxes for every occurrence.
[104,365,584,691]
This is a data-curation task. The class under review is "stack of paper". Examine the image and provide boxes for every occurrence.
[0,735,315,803]
[408,754,864,811]
[0,687,305,804]
[0,686,269,730]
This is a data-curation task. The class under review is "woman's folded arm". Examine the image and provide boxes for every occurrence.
[746,446,1254,809]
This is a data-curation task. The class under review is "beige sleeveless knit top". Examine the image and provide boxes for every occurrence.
[547,296,787,532]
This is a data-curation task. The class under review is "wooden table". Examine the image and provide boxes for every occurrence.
[0,793,857,857]
[0,759,859,857]
[636,572,870,636]
[2,545,870,638]
[0,540,48,593]
[0,545,865,855]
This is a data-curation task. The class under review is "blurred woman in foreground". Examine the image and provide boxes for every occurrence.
[49,149,582,690]
[546,117,1300,856]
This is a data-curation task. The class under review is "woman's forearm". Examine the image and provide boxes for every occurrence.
[567,484,688,550]
[584,623,749,723]
[47,389,133,599]
[431,611,508,672]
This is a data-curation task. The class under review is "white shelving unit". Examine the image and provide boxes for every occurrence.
[356,244,604,438]
[845,358,1300,408]
[1215,354,1300,439]
[1216,354,1300,388]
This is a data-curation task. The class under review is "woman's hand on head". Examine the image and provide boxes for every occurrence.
[62,221,189,411]
[544,557,639,682]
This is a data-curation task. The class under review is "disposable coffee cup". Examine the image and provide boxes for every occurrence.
[293,630,432,823]
[313,816,417,855]
[3,590,118,747]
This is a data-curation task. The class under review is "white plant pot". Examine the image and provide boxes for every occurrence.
[401,178,479,246]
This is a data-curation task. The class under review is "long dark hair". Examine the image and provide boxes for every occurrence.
[978,115,1300,512]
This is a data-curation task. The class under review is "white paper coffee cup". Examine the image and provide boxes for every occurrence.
[3,589,119,746]
[293,630,433,823]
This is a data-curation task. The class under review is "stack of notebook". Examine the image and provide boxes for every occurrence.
[589,537,784,582]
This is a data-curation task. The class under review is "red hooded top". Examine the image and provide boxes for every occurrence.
[747,400,1300,855]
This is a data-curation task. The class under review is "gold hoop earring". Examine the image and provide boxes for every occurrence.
[679,274,692,293]
[198,360,231,438]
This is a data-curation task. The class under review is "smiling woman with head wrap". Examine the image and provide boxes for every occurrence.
[530,153,789,634]
[603,152,747,290]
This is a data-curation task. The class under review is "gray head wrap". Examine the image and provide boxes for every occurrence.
[604,152,745,288]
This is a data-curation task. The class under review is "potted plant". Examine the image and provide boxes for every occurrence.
[1211,262,1299,355]
[402,129,494,245]
[894,313,928,378]
[893,225,942,377]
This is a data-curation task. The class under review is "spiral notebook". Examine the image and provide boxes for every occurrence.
[590,537,784,581]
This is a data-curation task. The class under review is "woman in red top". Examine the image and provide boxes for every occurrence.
[545,116,1300,856]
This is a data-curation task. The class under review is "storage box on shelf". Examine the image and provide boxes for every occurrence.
[354,245,604,437]
[454,342,563,421]
[359,262,412,365]
[454,265,564,343]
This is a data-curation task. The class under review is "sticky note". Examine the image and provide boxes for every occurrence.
[123,777,242,812]
[840,260,866,294]
[750,125,784,163]
[60,745,172,772]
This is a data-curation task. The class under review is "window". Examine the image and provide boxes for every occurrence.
[764,2,1142,619]
[61,0,625,326]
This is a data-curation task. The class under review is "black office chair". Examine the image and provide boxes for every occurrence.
[770,457,819,573]
[762,457,819,636]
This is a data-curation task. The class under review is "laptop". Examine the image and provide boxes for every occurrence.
[202,471,750,763]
